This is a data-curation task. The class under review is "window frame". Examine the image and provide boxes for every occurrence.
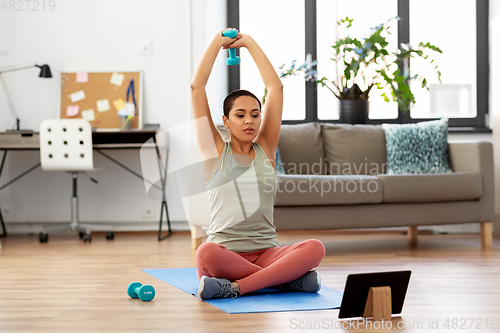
[228,0,489,131]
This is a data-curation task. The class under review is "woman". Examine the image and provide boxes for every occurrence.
[191,29,325,300]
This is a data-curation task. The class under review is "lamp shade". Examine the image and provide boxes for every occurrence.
[37,64,52,78]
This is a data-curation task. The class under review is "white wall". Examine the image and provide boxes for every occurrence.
[190,0,228,126]
[0,0,227,232]
[491,0,500,237]
[439,1,500,236]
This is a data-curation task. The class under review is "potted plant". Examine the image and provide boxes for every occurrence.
[317,17,442,124]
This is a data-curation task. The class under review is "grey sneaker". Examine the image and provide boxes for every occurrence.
[281,271,321,293]
[197,276,241,300]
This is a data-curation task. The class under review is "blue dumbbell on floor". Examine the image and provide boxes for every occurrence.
[127,282,155,302]
[222,29,241,66]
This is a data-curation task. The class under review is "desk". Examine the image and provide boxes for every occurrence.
[0,130,171,240]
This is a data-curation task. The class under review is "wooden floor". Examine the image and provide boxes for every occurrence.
[0,230,499,332]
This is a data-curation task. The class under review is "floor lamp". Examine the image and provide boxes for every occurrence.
[0,64,52,132]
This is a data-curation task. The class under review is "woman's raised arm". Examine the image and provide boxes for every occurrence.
[191,32,241,158]
[225,34,283,155]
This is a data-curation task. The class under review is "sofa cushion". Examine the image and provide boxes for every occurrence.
[377,172,482,203]
[382,118,453,174]
[276,146,285,175]
[275,174,383,206]
[278,122,326,175]
[321,123,386,175]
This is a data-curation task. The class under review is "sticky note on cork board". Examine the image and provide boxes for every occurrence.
[70,90,85,102]
[81,109,95,122]
[110,72,125,86]
[66,105,79,117]
[76,72,88,83]
[96,99,110,112]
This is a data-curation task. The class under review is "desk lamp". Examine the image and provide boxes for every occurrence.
[0,64,52,132]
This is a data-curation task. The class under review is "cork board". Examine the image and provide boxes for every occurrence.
[59,71,143,129]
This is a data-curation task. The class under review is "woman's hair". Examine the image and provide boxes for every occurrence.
[223,89,262,119]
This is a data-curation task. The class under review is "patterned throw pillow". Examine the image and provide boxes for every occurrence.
[382,118,453,174]
[275,147,285,175]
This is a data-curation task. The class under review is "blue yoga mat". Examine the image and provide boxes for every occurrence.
[143,268,343,314]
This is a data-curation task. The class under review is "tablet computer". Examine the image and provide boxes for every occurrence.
[338,270,411,319]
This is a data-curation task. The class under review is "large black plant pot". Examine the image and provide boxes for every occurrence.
[339,99,369,124]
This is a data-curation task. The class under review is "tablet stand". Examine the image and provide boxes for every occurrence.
[363,286,392,321]
[338,270,410,320]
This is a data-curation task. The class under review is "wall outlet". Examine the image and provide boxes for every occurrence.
[141,204,155,218]
[137,41,153,56]
[2,202,11,216]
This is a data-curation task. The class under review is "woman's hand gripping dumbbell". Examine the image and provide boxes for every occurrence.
[221,28,241,65]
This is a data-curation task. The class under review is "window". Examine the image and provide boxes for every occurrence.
[239,0,305,120]
[229,0,489,129]
[316,0,399,120]
[409,0,477,119]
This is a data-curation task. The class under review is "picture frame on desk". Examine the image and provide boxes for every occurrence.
[57,70,144,130]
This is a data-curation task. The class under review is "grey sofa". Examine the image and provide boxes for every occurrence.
[200,123,494,249]
[272,122,494,247]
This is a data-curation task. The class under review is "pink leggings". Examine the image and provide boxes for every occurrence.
[195,239,325,295]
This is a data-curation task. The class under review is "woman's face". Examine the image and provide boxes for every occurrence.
[223,96,261,141]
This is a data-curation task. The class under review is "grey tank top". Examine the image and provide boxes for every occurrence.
[205,140,280,253]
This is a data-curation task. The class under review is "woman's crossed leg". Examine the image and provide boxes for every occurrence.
[196,239,325,295]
